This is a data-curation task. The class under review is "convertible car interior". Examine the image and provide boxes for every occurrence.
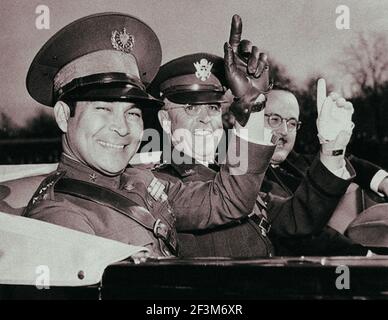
[1,153,388,300]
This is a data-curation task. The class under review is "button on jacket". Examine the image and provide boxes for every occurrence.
[24,134,275,257]
[154,151,357,257]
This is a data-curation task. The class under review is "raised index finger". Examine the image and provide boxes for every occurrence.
[317,78,327,116]
[229,14,242,53]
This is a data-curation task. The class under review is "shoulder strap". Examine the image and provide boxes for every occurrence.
[54,178,178,253]
[23,171,66,216]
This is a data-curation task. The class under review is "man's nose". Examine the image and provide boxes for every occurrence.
[197,106,211,123]
[277,120,288,136]
[110,114,129,136]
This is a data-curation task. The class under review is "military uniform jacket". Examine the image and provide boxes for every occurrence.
[263,150,374,256]
[24,134,274,257]
[154,151,357,257]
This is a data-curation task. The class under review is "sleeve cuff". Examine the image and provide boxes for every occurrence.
[330,159,351,180]
[370,169,388,196]
[225,132,275,175]
[307,157,355,197]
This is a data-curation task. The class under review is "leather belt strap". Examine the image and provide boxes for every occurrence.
[54,177,177,253]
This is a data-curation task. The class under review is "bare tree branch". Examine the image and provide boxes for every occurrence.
[339,31,388,96]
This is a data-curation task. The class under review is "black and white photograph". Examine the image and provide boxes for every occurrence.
[0,0,388,305]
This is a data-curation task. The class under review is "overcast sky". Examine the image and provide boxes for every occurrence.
[1,0,387,125]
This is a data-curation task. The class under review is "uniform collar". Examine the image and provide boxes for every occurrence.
[58,153,121,189]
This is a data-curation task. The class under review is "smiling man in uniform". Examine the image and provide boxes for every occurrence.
[22,13,279,258]
[150,16,358,257]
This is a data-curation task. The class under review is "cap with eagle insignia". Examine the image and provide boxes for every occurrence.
[148,52,229,105]
[26,12,163,108]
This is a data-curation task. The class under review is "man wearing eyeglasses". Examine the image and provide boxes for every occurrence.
[155,54,226,167]
[264,91,302,170]
[18,13,282,260]
[149,42,362,257]
[262,89,388,256]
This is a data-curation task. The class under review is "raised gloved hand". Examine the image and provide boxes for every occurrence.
[316,78,354,156]
[224,15,271,127]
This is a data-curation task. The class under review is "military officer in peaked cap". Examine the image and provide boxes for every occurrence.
[150,17,358,257]
[149,52,231,165]
[23,13,279,258]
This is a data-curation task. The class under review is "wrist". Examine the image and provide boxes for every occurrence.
[319,151,345,171]
[239,111,265,142]
[230,86,266,127]
[320,148,344,156]
[320,138,346,156]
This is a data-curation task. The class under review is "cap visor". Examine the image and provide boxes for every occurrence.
[61,84,164,108]
[166,91,229,105]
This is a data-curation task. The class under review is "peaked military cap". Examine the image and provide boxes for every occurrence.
[27,12,163,108]
[149,53,229,105]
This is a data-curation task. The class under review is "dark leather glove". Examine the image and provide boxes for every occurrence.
[224,15,272,126]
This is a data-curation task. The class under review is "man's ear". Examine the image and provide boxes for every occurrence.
[53,101,71,133]
[158,109,172,135]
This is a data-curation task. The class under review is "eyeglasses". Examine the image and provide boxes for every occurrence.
[166,104,222,116]
[265,113,302,132]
